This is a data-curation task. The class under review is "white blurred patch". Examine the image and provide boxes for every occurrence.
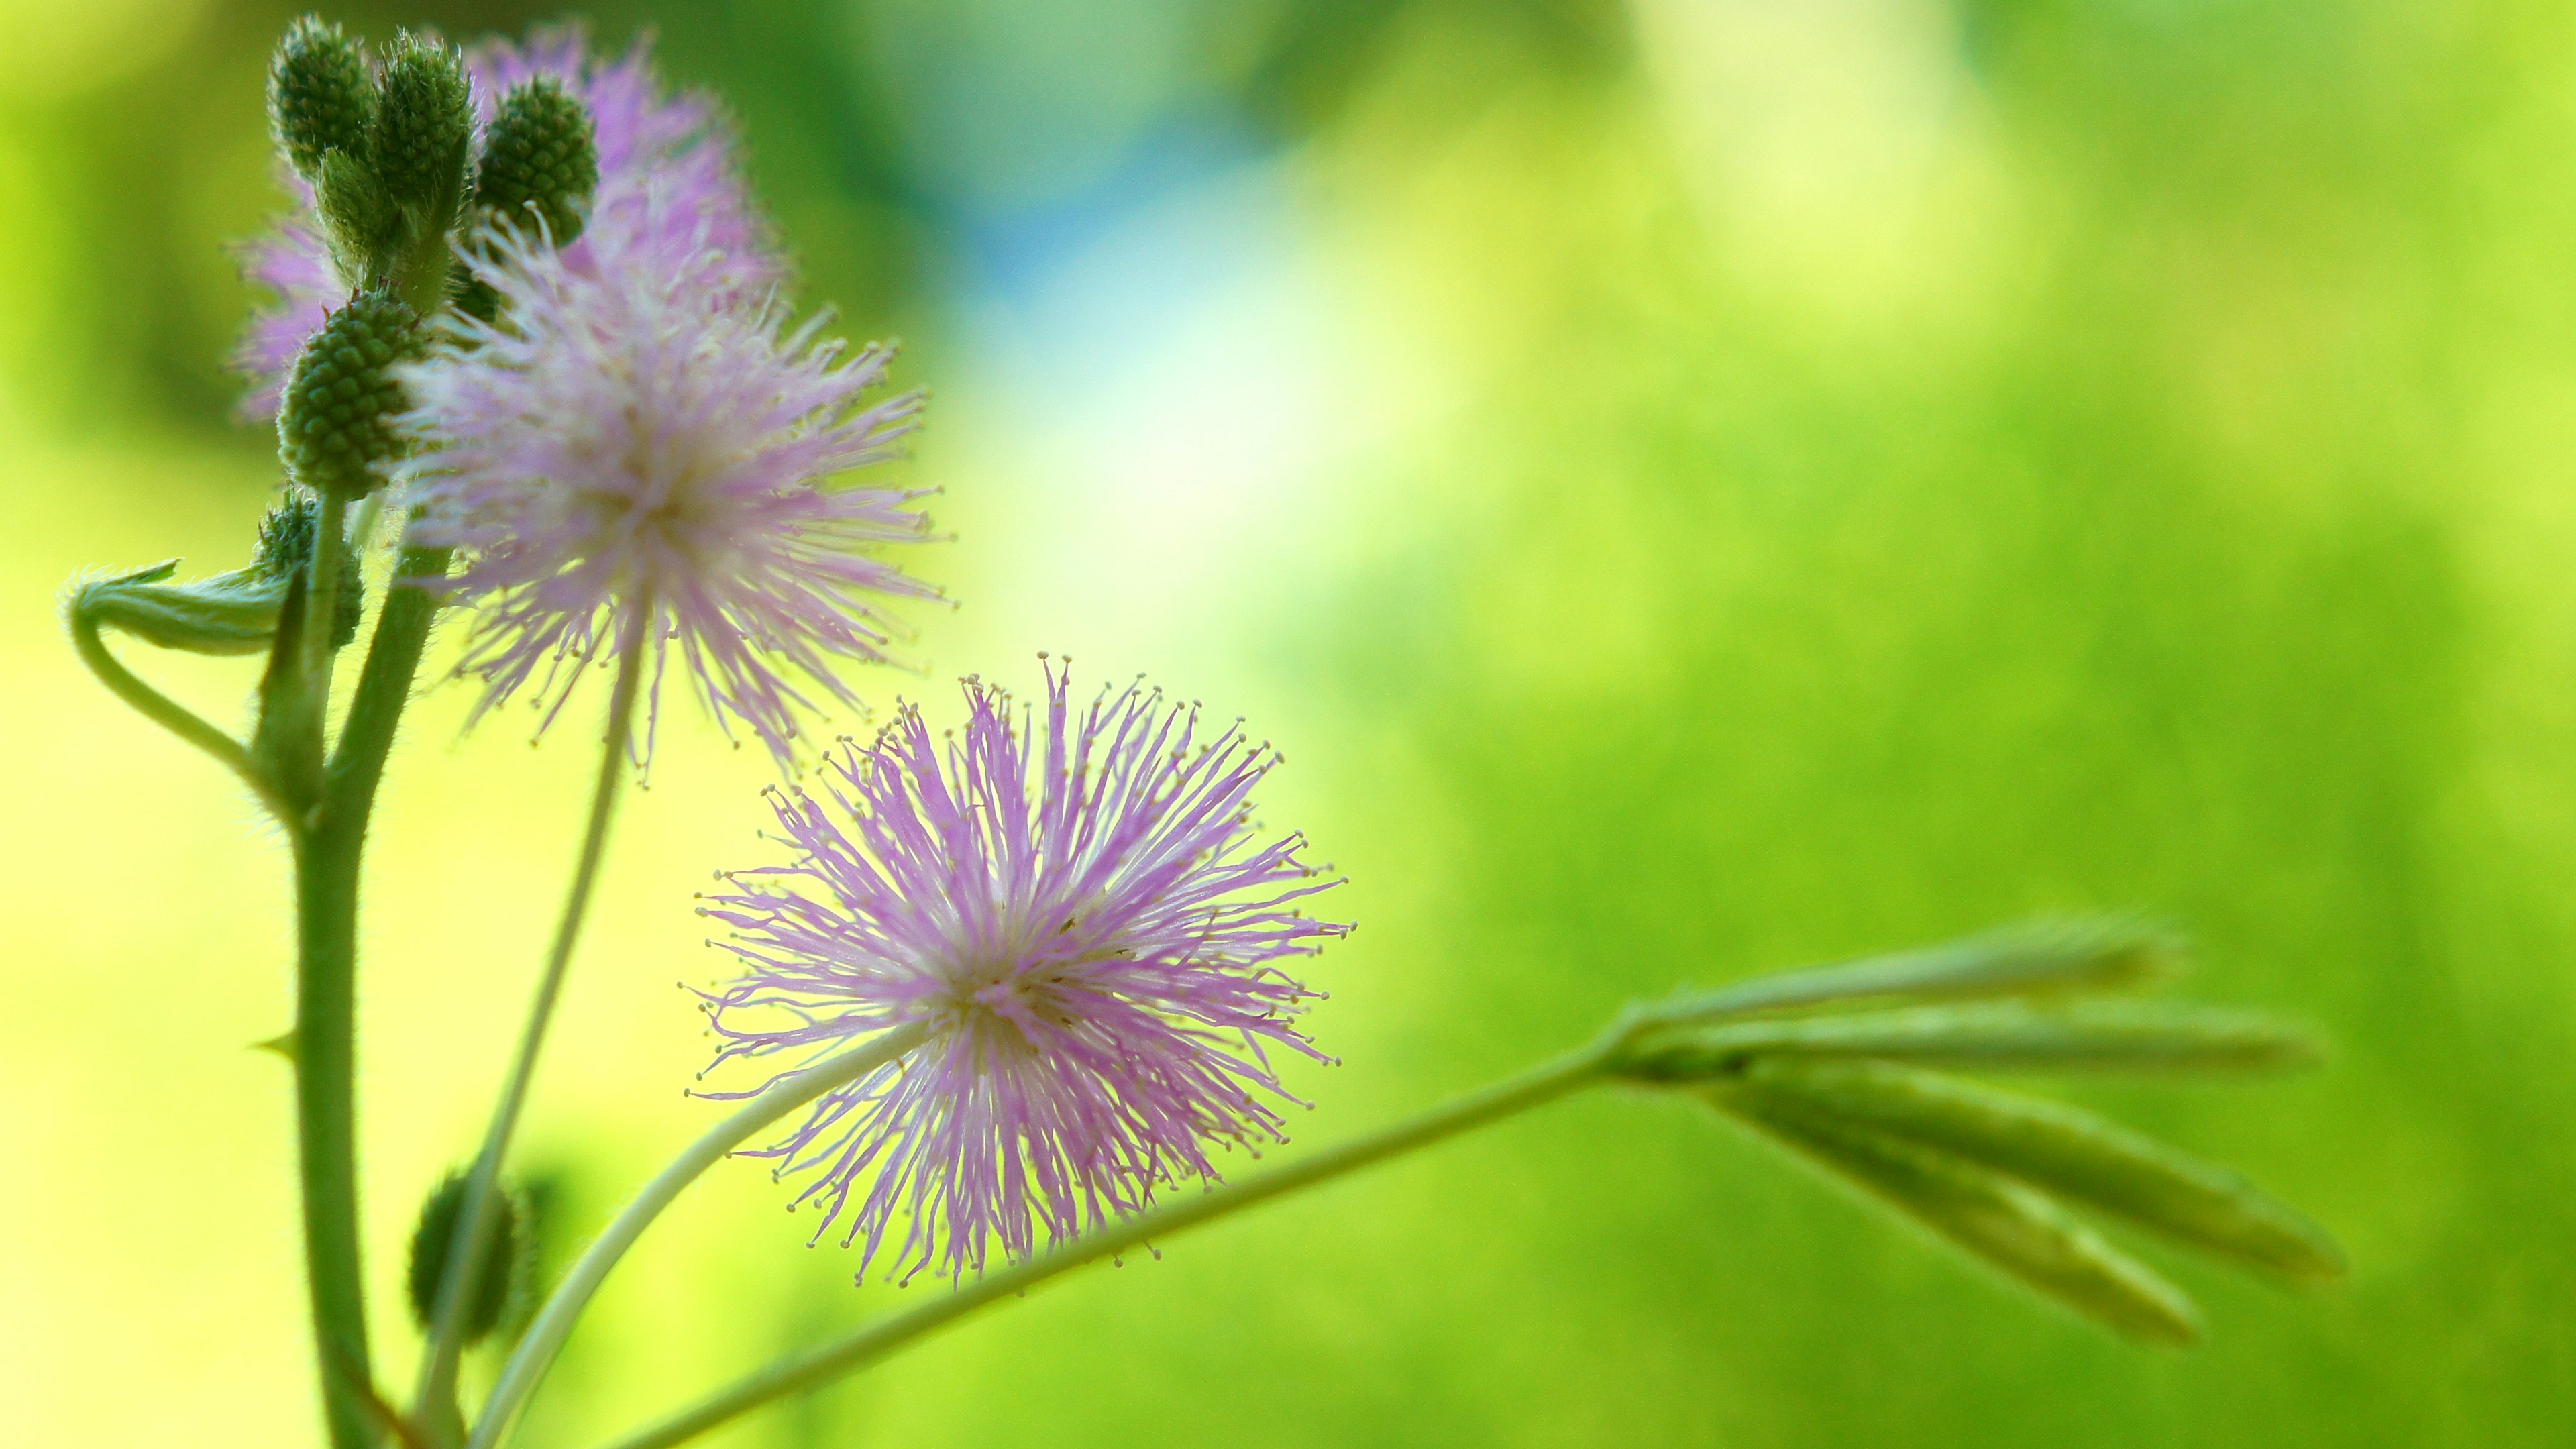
[944,157,1407,678]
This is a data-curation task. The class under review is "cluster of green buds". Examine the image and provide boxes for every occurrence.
[1599,921,2343,1344]
[474,76,600,247]
[270,17,600,494]
[270,18,472,315]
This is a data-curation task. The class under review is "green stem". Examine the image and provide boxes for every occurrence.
[286,544,452,1449]
[66,608,277,810]
[304,491,350,712]
[296,816,378,1449]
[325,545,453,810]
[584,1042,1615,1449]
[470,1020,939,1449]
[416,625,649,1430]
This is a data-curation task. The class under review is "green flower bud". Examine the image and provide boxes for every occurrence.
[475,78,600,246]
[375,32,473,210]
[268,15,375,183]
[254,490,321,575]
[405,1172,532,1346]
[279,291,422,498]
[255,494,365,648]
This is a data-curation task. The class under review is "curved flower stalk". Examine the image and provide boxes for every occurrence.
[702,663,1347,1280]
[394,214,940,766]
[233,26,777,417]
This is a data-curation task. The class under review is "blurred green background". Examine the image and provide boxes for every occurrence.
[5,0,2573,1443]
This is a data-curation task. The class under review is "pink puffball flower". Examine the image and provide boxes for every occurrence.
[392,216,938,765]
[231,26,775,417]
[697,664,1347,1283]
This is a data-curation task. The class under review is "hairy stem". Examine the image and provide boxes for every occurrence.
[325,545,453,810]
[295,817,378,1449]
[470,1020,940,1449]
[584,1043,1615,1449]
[416,626,649,1431]
[303,491,350,719]
[286,546,451,1449]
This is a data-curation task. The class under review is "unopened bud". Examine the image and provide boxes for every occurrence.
[254,491,321,575]
[374,33,473,209]
[405,1171,532,1345]
[268,15,374,183]
[475,77,599,245]
[255,494,365,647]
[279,291,422,497]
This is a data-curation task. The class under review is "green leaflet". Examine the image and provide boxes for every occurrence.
[1715,1091,2204,1346]
[1648,918,2180,1024]
[72,560,289,657]
[1615,1000,2320,1081]
[1736,1059,2344,1283]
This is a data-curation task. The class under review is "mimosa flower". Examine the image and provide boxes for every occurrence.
[698,665,1346,1281]
[392,215,936,763]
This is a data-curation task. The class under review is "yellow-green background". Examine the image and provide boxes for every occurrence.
[4,0,2571,1443]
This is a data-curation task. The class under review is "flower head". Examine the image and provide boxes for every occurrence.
[699,665,1346,1282]
[231,26,775,417]
[394,217,938,764]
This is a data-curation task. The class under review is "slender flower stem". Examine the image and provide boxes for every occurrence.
[582,1042,1617,1449]
[470,1020,938,1449]
[419,619,652,1427]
